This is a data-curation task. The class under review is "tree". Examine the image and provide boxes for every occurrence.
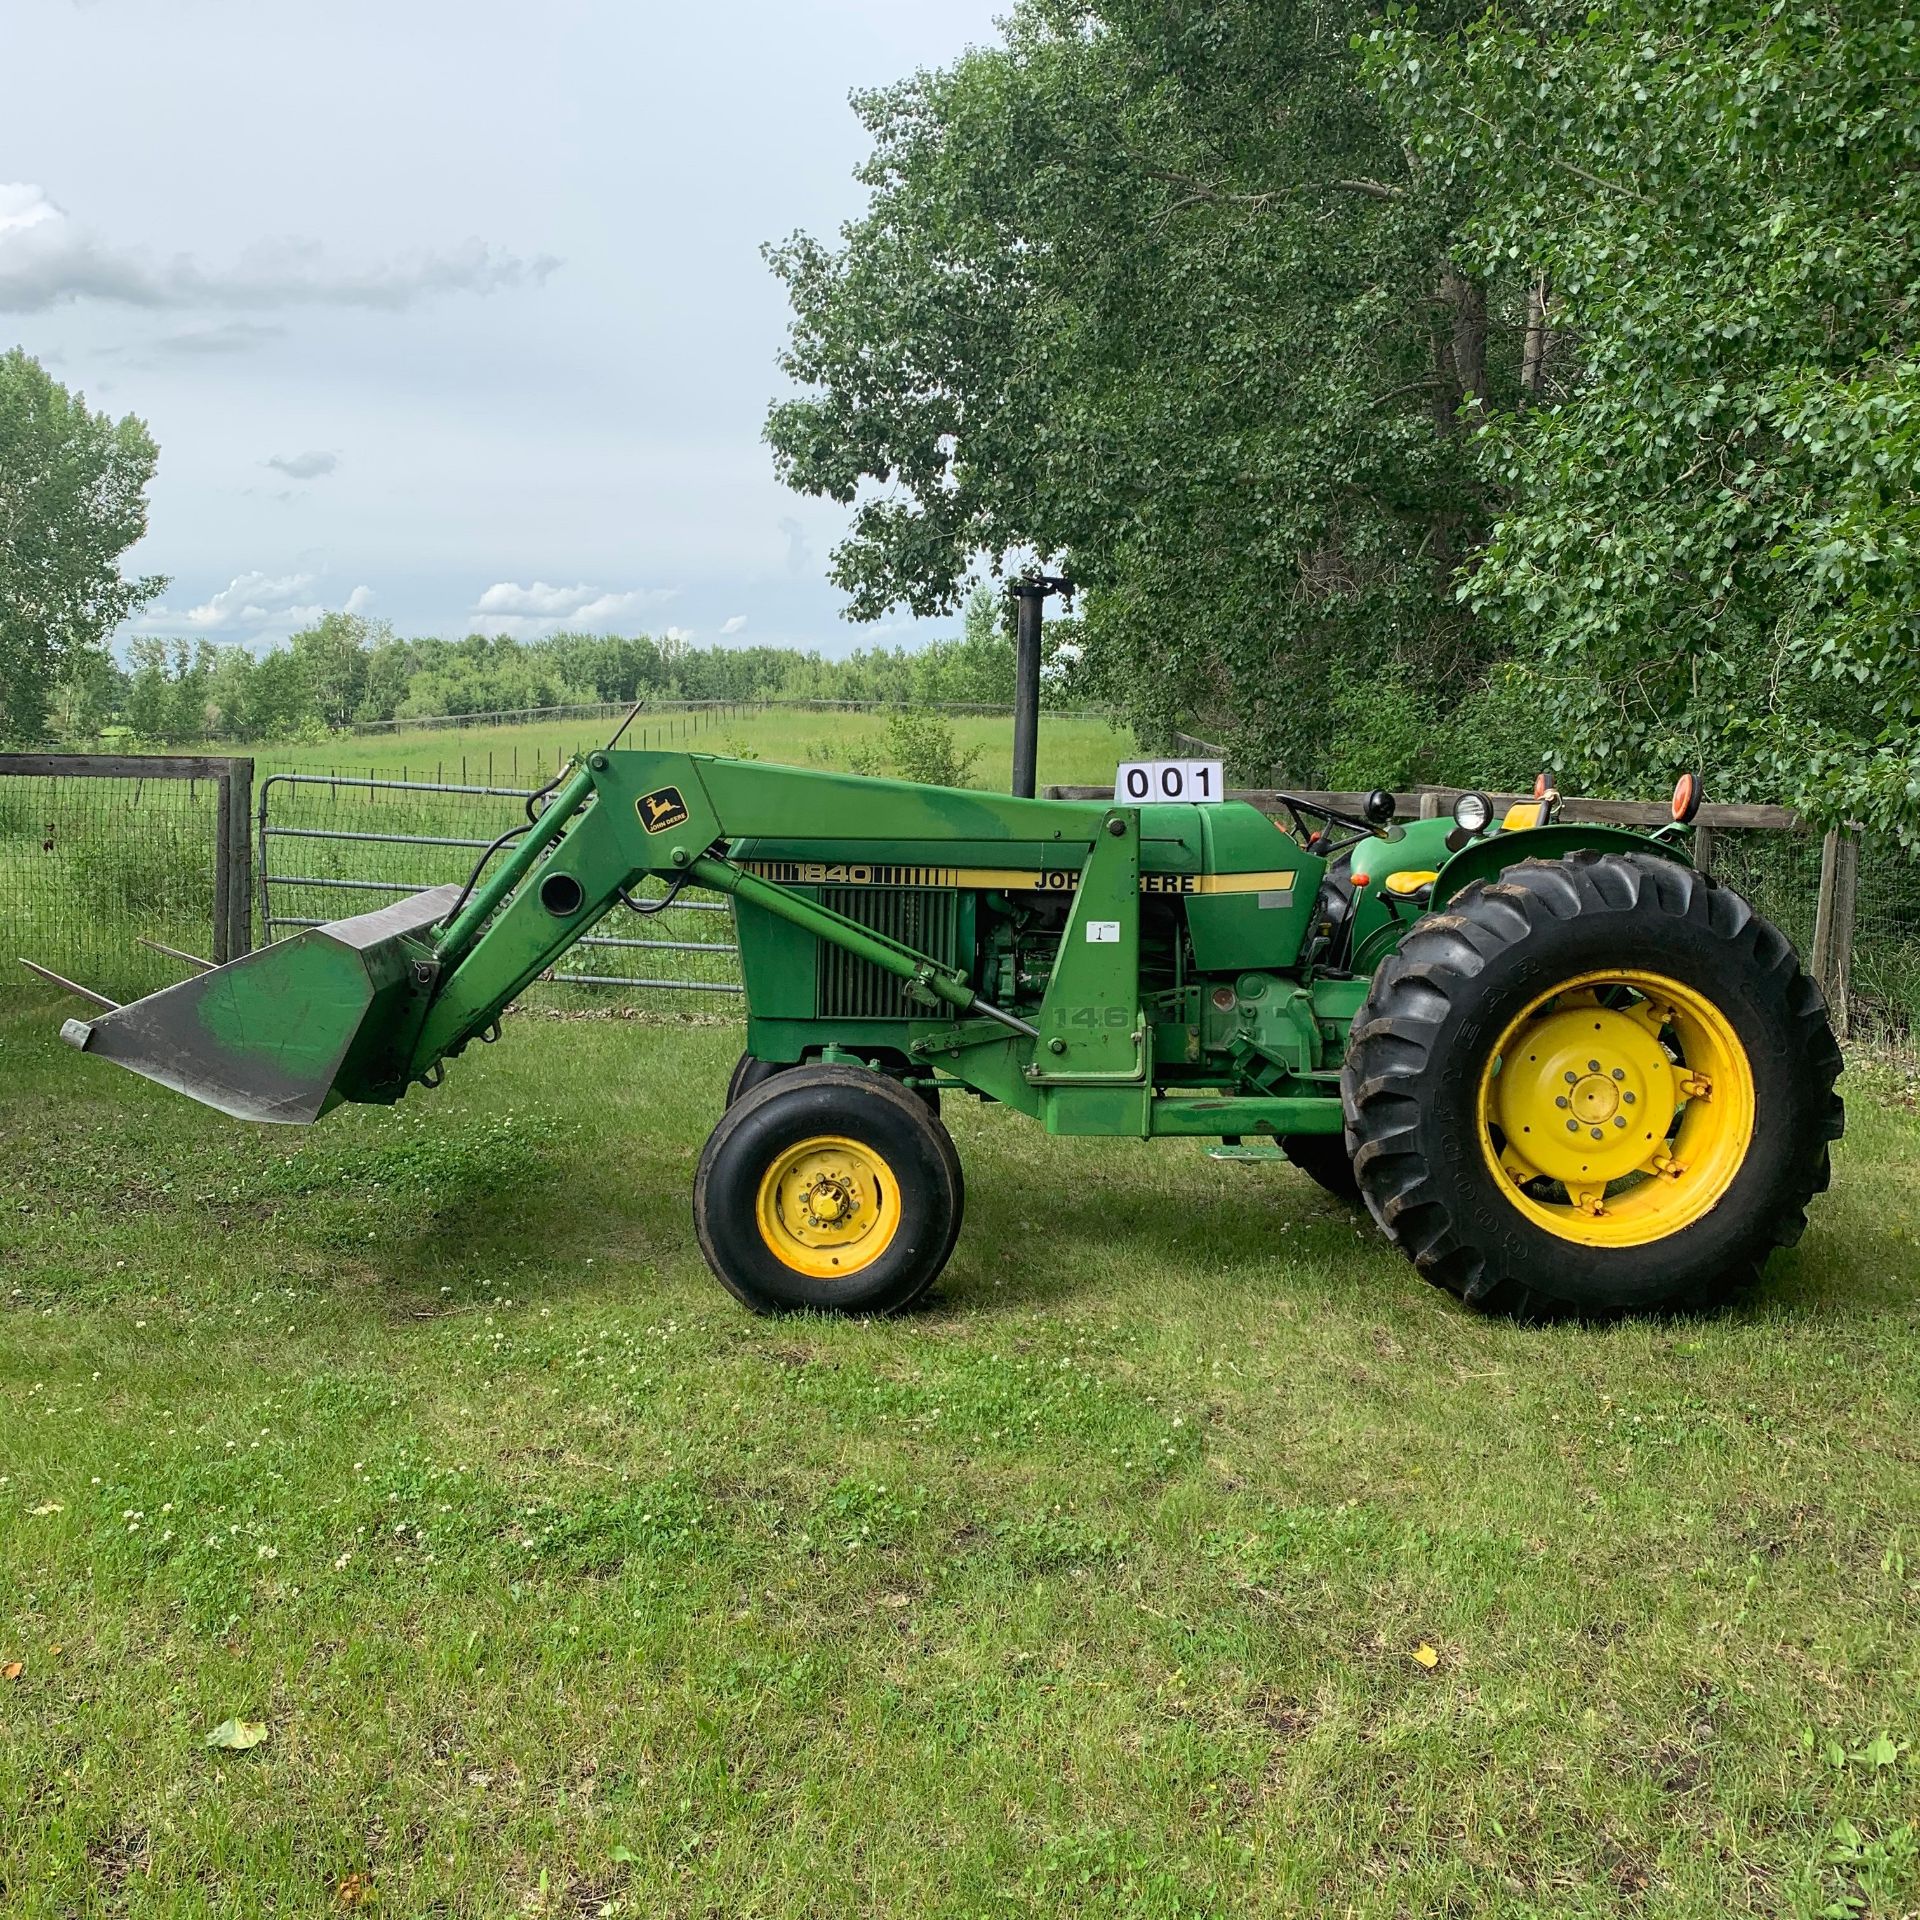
[124,638,216,743]
[289,612,385,731]
[1371,0,1920,834]
[0,349,165,741]
[766,0,1512,779]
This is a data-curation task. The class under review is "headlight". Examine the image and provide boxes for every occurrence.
[1452,791,1492,835]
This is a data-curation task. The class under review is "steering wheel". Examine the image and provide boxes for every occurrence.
[1275,789,1397,858]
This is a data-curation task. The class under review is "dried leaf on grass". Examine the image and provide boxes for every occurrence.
[204,1717,269,1751]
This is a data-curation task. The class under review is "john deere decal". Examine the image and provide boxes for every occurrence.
[638,786,690,834]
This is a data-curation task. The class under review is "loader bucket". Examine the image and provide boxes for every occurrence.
[56,884,463,1125]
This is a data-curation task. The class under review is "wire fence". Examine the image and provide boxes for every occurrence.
[0,755,251,1002]
[256,774,740,1006]
[1699,821,1828,972]
[9,752,1919,1042]
[1850,830,1920,1042]
[1699,822,1920,1044]
[347,696,1120,737]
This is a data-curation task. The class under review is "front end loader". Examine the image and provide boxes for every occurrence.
[52,752,1844,1320]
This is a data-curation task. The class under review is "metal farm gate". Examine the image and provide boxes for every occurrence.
[257,773,741,999]
[2,752,254,1002]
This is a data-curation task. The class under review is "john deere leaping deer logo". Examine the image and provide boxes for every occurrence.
[638,786,691,834]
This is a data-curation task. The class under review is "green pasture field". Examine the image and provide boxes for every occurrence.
[253,706,1138,794]
[3,990,1917,1917]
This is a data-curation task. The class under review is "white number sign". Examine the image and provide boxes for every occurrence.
[1113,759,1224,805]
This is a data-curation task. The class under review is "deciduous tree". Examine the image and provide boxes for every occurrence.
[1372,0,1920,833]
[767,0,1512,779]
[0,349,165,741]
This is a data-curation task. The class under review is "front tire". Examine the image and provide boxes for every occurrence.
[1280,1134,1361,1205]
[695,1065,963,1315]
[1343,851,1842,1319]
[725,1051,941,1116]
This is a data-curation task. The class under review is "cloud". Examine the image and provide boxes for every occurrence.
[719,614,748,636]
[0,182,560,314]
[344,585,376,616]
[182,570,319,631]
[468,579,678,638]
[150,320,285,357]
[778,515,813,577]
[266,449,337,480]
[475,581,603,618]
[131,569,329,644]
[665,625,694,644]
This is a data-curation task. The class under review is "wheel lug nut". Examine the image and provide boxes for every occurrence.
[1590,1127,1604,1140]
[1611,1067,1625,1081]
[1613,1116,1627,1129]
[1555,1096,1569,1109]
[1623,1092,1636,1105]
[1564,1071,1578,1085]
[1588,1059,1601,1073]
[1566,1119,1579,1132]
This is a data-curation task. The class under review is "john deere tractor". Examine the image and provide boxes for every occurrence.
[51,752,1843,1320]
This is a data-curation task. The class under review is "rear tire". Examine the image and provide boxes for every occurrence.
[1342,851,1842,1320]
[695,1065,963,1315]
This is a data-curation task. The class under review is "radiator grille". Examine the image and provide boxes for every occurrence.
[816,887,960,1019]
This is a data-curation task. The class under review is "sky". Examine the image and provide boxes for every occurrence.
[1,0,1004,656]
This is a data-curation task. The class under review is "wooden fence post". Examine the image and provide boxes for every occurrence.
[212,774,232,964]
[226,758,254,957]
[1810,827,1860,1038]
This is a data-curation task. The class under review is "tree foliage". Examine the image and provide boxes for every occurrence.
[1371,0,1920,833]
[767,0,1516,780]
[0,350,165,742]
[58,585,1056,747]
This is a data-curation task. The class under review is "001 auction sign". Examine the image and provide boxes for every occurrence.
[1113,760,1226,805]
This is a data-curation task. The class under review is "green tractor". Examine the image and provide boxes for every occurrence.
[52,752,1842,1319]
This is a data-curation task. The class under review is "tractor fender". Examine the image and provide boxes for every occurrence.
[1430,823,1692,912]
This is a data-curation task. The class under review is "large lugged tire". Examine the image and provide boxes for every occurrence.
[695,1064,964,1315]
[1342,851,1843,1320]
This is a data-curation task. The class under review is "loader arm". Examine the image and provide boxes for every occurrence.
[406,750,1059,1078]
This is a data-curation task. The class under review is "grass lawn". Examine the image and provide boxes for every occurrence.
[253,707,1137,795]
[3,988,1918,1917]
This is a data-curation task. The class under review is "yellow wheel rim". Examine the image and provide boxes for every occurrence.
[1476,969,1755,1247]
[754,1134,901,1278]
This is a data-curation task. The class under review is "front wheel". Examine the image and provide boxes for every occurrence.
[1280,1134,1361,1205]
[1343,851,1843,1319]
[694,1065,964,1315]
[725,1051,941,1116]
